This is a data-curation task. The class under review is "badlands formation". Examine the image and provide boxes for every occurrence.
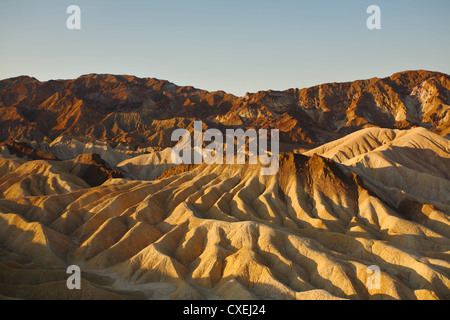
[0,71,449,300]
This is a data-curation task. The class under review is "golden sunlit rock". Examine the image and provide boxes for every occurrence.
[0,72,449,300]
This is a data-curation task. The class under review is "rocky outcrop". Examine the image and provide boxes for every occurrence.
[0,71,449,300]
[0,71,448,151]
[0,128,448,300]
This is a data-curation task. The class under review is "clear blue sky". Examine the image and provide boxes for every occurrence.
[1,0,449,96]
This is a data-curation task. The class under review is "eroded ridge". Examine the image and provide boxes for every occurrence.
[0,127,449,300]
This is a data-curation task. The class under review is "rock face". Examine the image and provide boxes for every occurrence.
[0,71,449,300]
[61,154,124,187]
[0,71,448,150]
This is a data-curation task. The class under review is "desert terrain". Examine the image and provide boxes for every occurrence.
[0,70,449,300]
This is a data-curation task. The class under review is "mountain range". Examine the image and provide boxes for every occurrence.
[1,70,448,150]
[0,70,449,300]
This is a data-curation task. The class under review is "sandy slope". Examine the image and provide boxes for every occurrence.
[305,127,450,212]
[0,128,449,300]
[117,148,175,181]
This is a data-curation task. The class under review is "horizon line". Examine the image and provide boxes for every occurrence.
[1,69,447,97]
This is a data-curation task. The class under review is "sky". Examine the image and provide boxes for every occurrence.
[0,0,449,96]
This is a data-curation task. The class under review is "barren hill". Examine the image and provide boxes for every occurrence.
[0,70,448,151]
[0,71,449,300]
[0,127,449,300]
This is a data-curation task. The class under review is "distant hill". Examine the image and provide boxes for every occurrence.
[0,70,448,151]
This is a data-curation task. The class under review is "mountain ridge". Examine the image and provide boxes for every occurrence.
[0,127,449,300]
[1,70,448,151]
[0,71,449,300]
